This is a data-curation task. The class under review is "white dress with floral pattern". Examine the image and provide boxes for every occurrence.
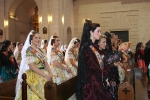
[50,48,72,85]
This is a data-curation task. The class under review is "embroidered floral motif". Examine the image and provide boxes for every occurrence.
[52,48,64,62]
[29,47,46,64]
[90,45,104,69]
[69,48,77,60]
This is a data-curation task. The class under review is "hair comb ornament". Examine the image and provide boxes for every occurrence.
[85,19,92,30]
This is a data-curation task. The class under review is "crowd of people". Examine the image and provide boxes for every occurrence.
[0,19,150,100]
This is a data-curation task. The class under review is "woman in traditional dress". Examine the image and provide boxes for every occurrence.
[76,19,114,100]
[0,40,18,82]
[135,42,147,72]
[47,36,73,85]
[15,30,52,100]
[118,42,131,82]
[103,31,123,84]
[118,42,131,69]
[14,42,23,67]
[65,38,80,76]
[99,35,121,100]
[135,42,147,82]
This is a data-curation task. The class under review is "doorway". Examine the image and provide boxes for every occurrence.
[110,31,129,42]
[9,0,38,42]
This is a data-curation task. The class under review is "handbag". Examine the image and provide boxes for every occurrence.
[137,59,147,73]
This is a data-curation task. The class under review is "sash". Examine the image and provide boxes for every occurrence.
[89,45,104,70]
[52,48,64,63]
[90,45,106,88]
[69,48,78,60]
[29,47,46,64]
[43,46,47,52]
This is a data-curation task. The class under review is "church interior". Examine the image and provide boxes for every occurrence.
[0,0,150,100]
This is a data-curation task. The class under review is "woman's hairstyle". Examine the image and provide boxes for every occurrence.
[29,31,40,44]
[74,39,80,44]
[44,40,48,44]
[1,40,11,52]
[118,42,131,51]
[146,40,150,48]
[79,19,100,50]
[99,35,106,42]
[17,42,23,46]
[103,31,112,51]
[104,31,111,38]
[90,23,100,32]
[51,36,58,45]
[135,42,143,62]
[13,43,16,47]
[16,42,23,46]
[110,33,115,38]
[135,42,142,51]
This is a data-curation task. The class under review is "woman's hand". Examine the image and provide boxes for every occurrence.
[114,61,119,67]
[111,81,116,87]
[44,74,52,81]
[65,67,72,73]
[118,61,123,66]
[105,78,110,86]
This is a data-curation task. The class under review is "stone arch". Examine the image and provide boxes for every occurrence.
[67,27,72,44]
[8,0,41,42]
[9,0,41,17]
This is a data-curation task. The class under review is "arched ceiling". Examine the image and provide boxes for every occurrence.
[9,0,37,17]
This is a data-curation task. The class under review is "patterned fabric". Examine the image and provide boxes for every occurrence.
[17,53,22,61]
[0,66,17,82]
[68,48,78,60]
[121,52,131,82]
[122,52,130,70]
[82,46,114,100]
[117,65,125,83]
[103,50,122,84]
[65,48,78,76]
[90,45,104,69]
[43,46,47,53]
[17,47,48,100]
[50,47,71,85]
[0,51,18,82]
